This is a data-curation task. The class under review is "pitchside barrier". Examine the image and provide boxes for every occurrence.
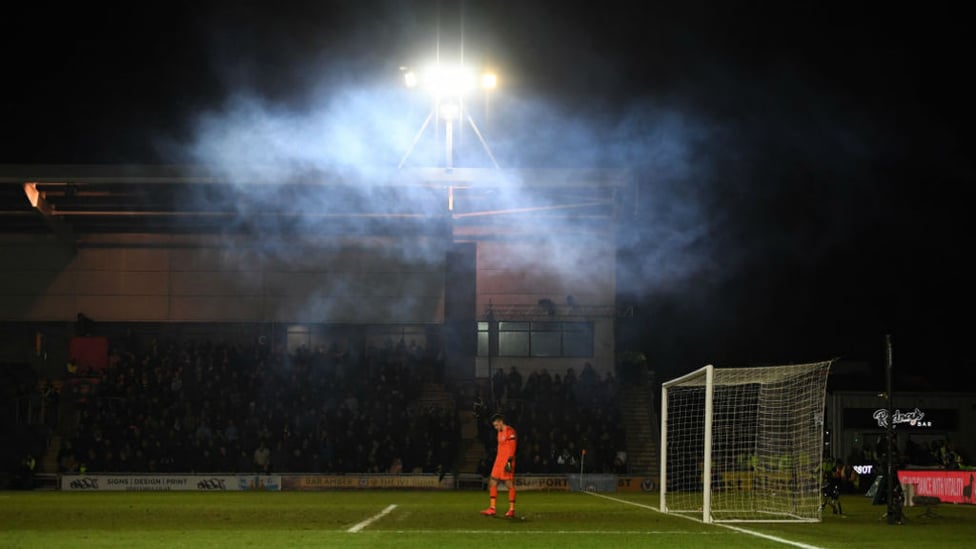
[60,474,284,492]
[568,474,617,492]
[58,473,661,493]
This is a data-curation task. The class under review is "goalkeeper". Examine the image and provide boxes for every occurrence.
[481,413,518,518]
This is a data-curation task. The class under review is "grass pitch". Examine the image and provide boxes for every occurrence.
[1,489,974,548]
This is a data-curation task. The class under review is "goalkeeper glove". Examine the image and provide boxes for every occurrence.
[504,458,513,473]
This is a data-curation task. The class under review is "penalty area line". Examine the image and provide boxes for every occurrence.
[585,492,825,549]
[347,504,397,533]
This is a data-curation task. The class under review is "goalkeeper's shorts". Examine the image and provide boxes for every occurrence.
[491,461,515,481]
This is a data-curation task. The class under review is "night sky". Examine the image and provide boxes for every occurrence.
[2,1,973,389]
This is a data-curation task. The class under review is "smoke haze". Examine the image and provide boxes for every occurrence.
[2,1,973,377]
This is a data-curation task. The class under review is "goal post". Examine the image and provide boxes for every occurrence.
[660,360,832,523]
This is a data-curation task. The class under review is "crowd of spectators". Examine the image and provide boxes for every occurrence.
[476,361,628,476]
[906,437,967,469]
[850,435,968,470]
[28,329,634,481]
[60,336,459,476]
[1,361,54,489]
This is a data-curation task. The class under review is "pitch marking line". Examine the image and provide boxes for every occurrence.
[347,504,398,532]
[378,529,723,535]
[586,492,825,549]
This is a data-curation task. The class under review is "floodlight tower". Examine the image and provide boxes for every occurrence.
[399,63,500,171]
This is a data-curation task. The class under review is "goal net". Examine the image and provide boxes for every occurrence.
[660,361,832,523]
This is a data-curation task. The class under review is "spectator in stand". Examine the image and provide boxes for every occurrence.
[389,457,404,474]
[236,448,252,474]
[577,362,599,401]
[40,379,60,428]
[194,419,213,446]
[506,367,522,400]
[492,368,507,405]
[58,440,80,473]
[17,452,36,490]
[253,441,272,474]
[556,444,579,473]
[222,419,240,447]
[216,444,233,472]
[537,369,553,399]
[939,439,964,469]
[285,445,307,473]
[562,368,578,403]
[473,391,488,422]
[526,443,549,473]
[192,441,214,473]
[601,371,618,402]
[550,372,563,400]
[613,449,628,474]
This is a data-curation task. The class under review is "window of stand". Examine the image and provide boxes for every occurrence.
[477,320,593,358]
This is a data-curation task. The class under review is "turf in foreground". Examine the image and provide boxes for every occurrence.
[2,490,974,548]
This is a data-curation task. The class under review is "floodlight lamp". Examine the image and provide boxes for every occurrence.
[422,63,475,97]
[403,70,418,88]
[481,72,498,90]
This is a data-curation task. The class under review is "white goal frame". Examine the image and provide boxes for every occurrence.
[660,361,832,523]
